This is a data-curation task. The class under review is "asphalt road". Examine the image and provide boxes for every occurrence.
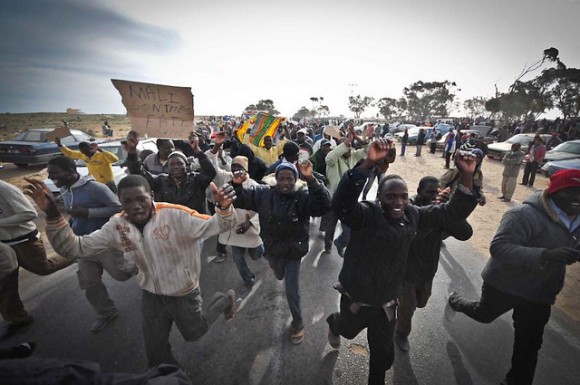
[1,165,579,384]
[2,222,580,384]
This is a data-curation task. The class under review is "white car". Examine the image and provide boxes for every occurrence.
[44,138,159,195]
[486,133,551,160]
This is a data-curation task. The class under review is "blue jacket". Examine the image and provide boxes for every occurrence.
[60,176,122,236]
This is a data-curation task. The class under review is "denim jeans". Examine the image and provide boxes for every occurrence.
[267,257,303,330]
[450,283,551,385]
[362,169,385,201]
[231,244,264,285]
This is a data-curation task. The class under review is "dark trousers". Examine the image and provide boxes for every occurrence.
[429,142,437,153]
[521,162,539,186]
[324,211,351,250]
[328,295,395,385]
[450,283,551,385]
[445,151,453,168]
[0,270,29,324]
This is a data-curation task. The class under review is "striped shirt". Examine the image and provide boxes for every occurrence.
[46,202,236,296]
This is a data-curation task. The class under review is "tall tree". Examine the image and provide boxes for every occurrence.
[402,81,456,120]
[348,95,374,118]
[376,97,406,120]
[463,97,489,119]
[255,99,280,115]
[292,106,313,121]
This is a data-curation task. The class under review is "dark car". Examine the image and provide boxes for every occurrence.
[0,128,96,167]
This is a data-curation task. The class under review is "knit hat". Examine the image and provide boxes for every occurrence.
[167,151,189,164]
[232,156,248,171]
[282,141,300,158]
[275,162,298,180]
[471,148,484,159]
[547,169,580,195]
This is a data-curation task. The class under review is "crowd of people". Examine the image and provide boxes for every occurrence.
[0,117,579,385]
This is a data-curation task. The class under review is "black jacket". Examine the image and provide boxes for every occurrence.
[126,152,216,214]
[233,179,331,260]
[333,166,477,305]
[404,195,473,285]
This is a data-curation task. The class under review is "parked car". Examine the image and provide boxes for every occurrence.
[391,123,417,134]
[486,133,551,160]
[395,127,434,145]
[0,128,96,167]
[433,123,454,135]
[44,138,159,195]
[541,158,580,176]
[541,140,580,167]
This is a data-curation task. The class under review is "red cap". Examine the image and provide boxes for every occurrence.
[547,169,580,195]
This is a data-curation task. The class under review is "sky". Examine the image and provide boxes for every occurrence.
[1,0,579,119]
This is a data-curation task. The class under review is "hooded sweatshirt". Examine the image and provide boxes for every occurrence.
[60,175,122,235]
[483,191,580,305]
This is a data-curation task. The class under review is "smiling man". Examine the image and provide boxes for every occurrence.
[326,140,478,385]
[447,168,580,385]
[23,175,238,368]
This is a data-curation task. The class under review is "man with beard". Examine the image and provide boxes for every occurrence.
[446,169,580,385]
[326,140,477,385]
[231,160,331,345]
[23,175,238,368]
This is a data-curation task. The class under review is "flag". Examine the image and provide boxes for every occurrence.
[246,113,285,147]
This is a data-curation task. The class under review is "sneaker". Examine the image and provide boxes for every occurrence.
[214,252,226,263]
[334,240,345,258]
[328,328,341,349]
[0,316,34,340]
[11,342,35,358]
[244,279,255,289]
[444,293,457,322]
[290,327,304,345]
[394,332,409,352]
[497,195,505,199]
[224,289,237,321]
[91,310,119,332]
[501,198,512,202]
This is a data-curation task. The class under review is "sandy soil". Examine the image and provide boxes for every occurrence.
[1,115,578,321]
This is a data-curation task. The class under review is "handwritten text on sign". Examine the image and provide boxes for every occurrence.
[111,79,194,138]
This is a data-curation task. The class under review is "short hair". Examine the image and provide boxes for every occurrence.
[78,142,90,150]
[378,174,405,192]
[47,155,76,172]
[117,175,151,196]
[417,176,440,193]
[156,139,173,149]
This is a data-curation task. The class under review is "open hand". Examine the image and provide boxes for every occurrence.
[126,131,139,154]
[22,178,58,214]
[214,131,227,146]
[366,138,393,163]
[210,182,236,209]
[297,159,313,179]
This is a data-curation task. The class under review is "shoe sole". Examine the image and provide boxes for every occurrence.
[291,329,304,345]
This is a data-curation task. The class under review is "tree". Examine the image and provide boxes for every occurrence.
[317,105,330,117]
[348,95,374,118]
[402,81,457,120]
[463,97,489,119]
[292,106,313,121]
[538,67,580,119]
[376,97,406,120]
[254,99,280,115]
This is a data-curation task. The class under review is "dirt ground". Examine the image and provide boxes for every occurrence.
[1,113,579,322]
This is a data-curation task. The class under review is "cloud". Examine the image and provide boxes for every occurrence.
[0,0,181,112]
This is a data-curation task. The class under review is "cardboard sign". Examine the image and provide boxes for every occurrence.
[111,79,194,139]
[45,126,72,142]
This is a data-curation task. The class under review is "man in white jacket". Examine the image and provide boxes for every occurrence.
[23,175,238,368]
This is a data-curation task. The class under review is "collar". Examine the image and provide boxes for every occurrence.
[548,197,580,233]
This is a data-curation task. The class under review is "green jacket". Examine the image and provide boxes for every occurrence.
[325,143,367,195]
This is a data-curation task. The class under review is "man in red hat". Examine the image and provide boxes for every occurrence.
[446,168,580,385]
